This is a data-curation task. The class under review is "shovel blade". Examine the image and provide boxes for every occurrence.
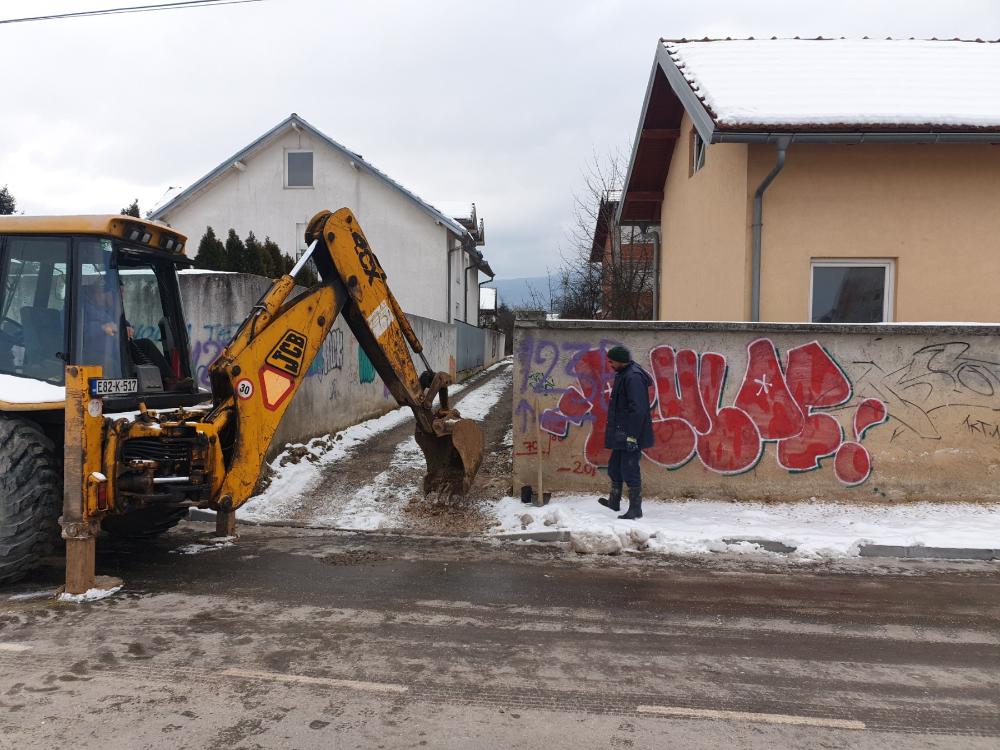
[415,418,484,499]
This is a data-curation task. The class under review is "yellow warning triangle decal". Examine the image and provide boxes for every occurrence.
[261,367,294,410]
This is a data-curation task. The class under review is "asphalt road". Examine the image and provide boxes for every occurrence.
[1,524,998,749]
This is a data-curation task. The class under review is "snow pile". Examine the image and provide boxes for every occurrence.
[666,39,1000,128]
[494,495,1000,559]
[58,585,122,603]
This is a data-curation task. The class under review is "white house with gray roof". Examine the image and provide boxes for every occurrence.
[150,114,491,324]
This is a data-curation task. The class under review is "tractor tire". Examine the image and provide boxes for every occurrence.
[0,417,63,585]
[101,505,188,540]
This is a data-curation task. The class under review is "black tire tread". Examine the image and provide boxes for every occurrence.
[0,417,62,585]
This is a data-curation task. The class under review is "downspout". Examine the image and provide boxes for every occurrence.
[750,135,791,322]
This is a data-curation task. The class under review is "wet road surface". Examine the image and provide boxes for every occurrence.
[1,524,998,749]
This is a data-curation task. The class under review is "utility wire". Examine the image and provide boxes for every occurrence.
[0,0,265,25]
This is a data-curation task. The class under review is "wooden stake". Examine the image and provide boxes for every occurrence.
[215,509,237,538]
[64,537,96,596]
[533,397,544,507]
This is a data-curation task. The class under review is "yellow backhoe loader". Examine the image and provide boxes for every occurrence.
[0,208,483,588]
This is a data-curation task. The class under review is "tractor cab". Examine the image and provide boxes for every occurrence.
[0,216,209,412]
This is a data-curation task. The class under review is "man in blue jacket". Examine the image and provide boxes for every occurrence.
[598,345,654,520]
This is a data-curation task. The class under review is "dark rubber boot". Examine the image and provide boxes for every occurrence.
[598,482,623,512]
[618,485,643,520]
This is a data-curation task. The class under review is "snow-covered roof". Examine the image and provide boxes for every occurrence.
[663,38,1000,131]
[149,114,472,239]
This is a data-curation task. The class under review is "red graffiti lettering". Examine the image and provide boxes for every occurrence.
[854,398,888,439]
[644,418,697,469]
[697,407,764,474]
[777,413,842,472]
[541,338,887,486]
[834,441,872,485]
[735,339,805,440]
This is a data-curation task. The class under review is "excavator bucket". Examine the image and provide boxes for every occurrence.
[414,418,485,499]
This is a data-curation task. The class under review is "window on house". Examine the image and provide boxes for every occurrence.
[810,260,894,323]
[691,130,706,174]
[286,151,313,188]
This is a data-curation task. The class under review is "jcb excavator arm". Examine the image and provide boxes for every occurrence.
[202,208,483,513]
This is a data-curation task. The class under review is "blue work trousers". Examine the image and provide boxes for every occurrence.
[607,449,641,488]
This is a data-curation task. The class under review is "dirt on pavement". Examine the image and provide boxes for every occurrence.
[285,362,513,535]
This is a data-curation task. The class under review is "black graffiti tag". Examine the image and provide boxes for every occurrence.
[352,231,387,286]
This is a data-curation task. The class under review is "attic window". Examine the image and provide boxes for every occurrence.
[286,150,313,188]
[691,130,706,175]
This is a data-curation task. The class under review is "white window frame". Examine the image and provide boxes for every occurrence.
[809,258,895,323]
[284,149,314,189]
[691,130,706,175]
[295,222,308,257]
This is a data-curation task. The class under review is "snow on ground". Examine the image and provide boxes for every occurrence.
[494,495,1000,559]
[452,363,511,420]
[239,358,512,526]
[58,585,122,603]
[171,536,237,555]
[312,361,514,530]
[237,406,416,523]
[313,437,426,530]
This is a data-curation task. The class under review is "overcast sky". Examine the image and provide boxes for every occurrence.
[2,0,998,280]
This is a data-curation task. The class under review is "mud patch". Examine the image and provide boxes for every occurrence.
[320,550,388,566]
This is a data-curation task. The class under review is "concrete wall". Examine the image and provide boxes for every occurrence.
[178,271,456,452]
[750,142,1000,323]
[157,128,458,323]
[513,319,1000,503]
[659,112,750,320]
[483,328,506,369]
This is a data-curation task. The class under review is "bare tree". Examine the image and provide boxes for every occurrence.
[553,148,656,320]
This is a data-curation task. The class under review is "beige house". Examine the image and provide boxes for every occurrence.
[618,38,1000,323]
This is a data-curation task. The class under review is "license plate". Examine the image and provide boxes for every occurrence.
[89,378,138,396]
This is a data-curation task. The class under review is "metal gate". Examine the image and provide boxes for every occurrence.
[455,321,485,372]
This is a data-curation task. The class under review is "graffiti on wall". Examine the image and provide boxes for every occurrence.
[850,341,1000,442]
[520,336,889,487]
[187,323,346,389]
[358,347,377,384]
[307,328,345,378]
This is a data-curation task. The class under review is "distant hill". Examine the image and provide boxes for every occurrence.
[485,276,551,310]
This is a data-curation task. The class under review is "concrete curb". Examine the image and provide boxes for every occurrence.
[859,544,999,560]
[722,537,797,554]
[492,530,571,543]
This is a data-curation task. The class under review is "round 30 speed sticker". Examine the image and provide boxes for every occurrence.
[236,378,254,399]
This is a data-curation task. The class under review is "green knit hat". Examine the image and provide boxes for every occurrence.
[607,345,631,363]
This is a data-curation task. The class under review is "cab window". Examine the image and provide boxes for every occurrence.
[0,237,69,383]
